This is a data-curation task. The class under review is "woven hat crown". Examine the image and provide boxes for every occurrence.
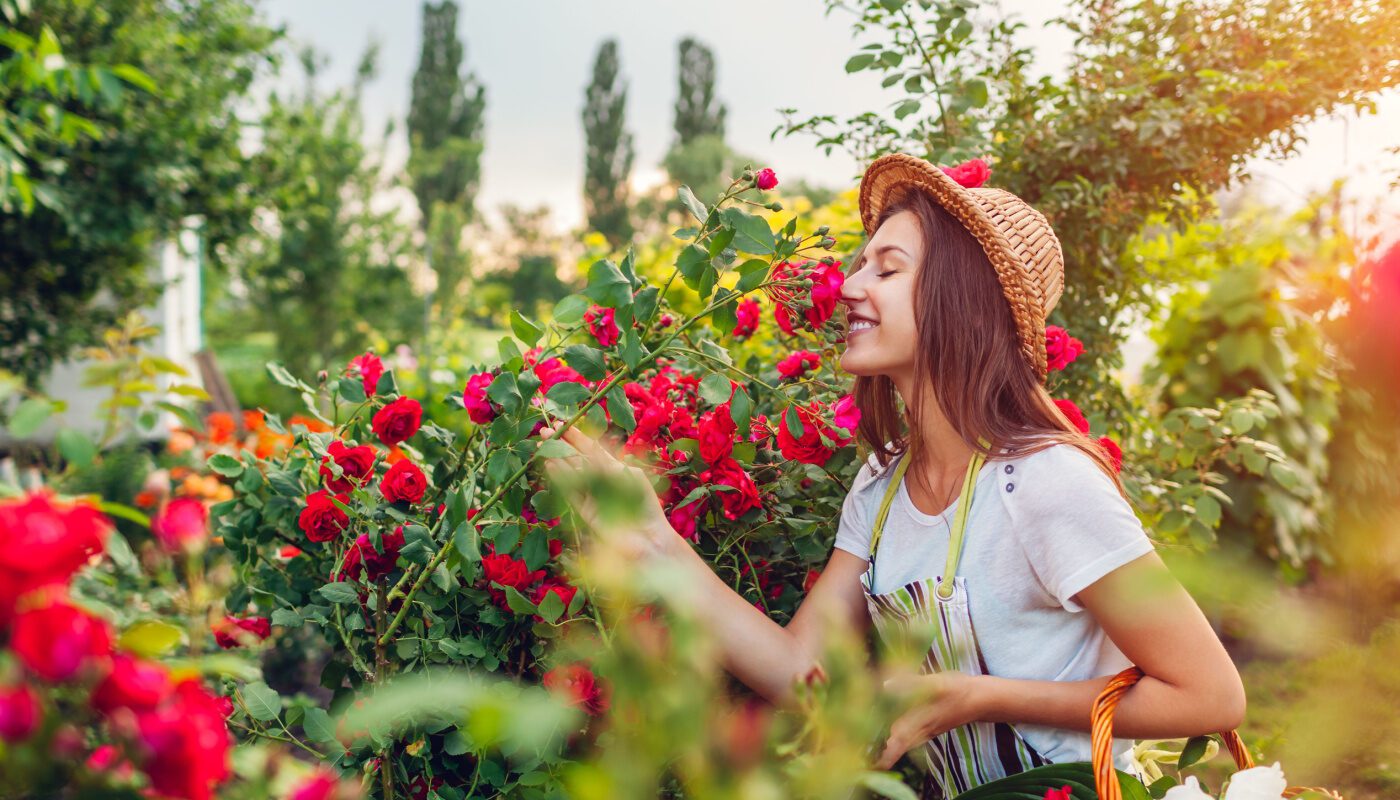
[857,153,1065,380]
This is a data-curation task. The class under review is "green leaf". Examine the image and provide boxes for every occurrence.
[584,259,633,308]
[486,372,523,413]
[562,345,606,381]
[553,294,590,326]
[1178,735,1212,769]
[56,428,96,468]
[502,586,537,616]
[784,406,805,439]
[510,310,543,346]
[857,772,917,800]
[266,362,306,391]
[676,244,711,290]
[271,608,303,629]
[699,373,733,405]
[720,208,776,256]
[950,762,1151,800]
[677,185,708,223]
[729,386,753,431]
[606,383,636,433]
[620,328,646,371]
[845,53,876,72]
[318,582,360,605]
[118,620,185,658]
[101,525,140,575]
[207,453,244,478]
[1194,495,1222,528]
[302,707,336,743]
[894,98,921,120]
[6,398,54,437]
[241,682,282,722]
[736,258,771,293]
[337,376,366,404]
[453,520,482,562]
[536,438,578,459]
[1147,776,1178,798]
[964,78,989,108]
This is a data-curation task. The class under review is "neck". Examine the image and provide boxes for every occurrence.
[892,370,974,478]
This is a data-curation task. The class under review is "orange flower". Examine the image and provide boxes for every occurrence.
[242,409,265,432]
[288,415,331,434]
[384,445,406,466]
[206,412,236,445]
[166,430,196,456]
[134,491,159,509]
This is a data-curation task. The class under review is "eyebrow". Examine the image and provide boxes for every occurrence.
[868,244,911,263]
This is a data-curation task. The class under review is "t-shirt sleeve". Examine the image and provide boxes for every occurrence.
[1006,444,1155,612]
[832,455,884,560]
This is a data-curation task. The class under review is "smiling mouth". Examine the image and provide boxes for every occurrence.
[847,320,879,336]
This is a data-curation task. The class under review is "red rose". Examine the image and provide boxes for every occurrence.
[659,313,674,328]
[152,497,208,554]
[1042,787,1072,800]
[940,158,991,189]
[697,404,737,464]
[748,414,771,446]
[0,490,109,624]
[380,459,428,504]
[11,599,112,681]
[319,440,376,493]
[802,568,821,593]
[734,298,761,339]
[371,397,422,446]
[666,497,705,542]
[776,350,821,380]
[1045,325,1084,372]
[542,662,609,716]
[134,679,232,800]
[92,654,172,715]
[584,305,621,347]
[278,545,303,559]
[348,352,384,396]
[338,526,406,583]
[769,260,845,335]
[298,490,350,543]
[212,615,271,649]
[463,371,498,425]
[0,684,40,742]
[289,771,342,800]
[1053,398,1090,435]
[775,403,850,466]
[1097,436,1123,474]
[699,457,762,521]
[532,356,589,396]
[481,552,544,609]
[755,167,779,191]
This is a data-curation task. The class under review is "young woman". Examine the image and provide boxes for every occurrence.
[540,153,1245,798]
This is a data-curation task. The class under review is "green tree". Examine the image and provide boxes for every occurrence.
[0,0,276,383]
[673,36,726,144]
[210,47,418,387]
[582,38,635,249]
[408,0,486,326]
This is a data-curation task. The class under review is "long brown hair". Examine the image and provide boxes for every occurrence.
[848,184,1124,495]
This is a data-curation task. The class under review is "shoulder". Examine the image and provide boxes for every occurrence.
[842,448,901,514]
[995,440,1122,517]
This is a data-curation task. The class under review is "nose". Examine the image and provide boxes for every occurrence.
[838,265,867,308]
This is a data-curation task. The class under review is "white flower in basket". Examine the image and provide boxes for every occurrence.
[1162,762,1288,800]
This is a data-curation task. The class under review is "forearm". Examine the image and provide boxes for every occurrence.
[652,532,821,707]
[976,671,1245,740]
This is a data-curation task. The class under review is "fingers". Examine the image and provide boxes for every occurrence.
[875,717,916,770]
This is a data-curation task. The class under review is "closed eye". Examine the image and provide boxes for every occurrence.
[877,270,896,278]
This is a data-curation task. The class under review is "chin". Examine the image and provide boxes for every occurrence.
[838,350,885,378]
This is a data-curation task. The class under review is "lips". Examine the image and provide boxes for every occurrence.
[846,312,879,337]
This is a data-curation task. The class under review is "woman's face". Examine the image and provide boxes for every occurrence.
[838,210,922,380]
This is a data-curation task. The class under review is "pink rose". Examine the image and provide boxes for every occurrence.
[776,350,821,380]
[152,497,208,554]
[584,305,621,347]
[832,394,861,434]
[463,372,498,425]
[940,158,991,189]
[755,168,779,191]
[347,352,384,396]
[1045,325,1084,372]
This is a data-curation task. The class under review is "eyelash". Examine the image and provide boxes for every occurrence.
[876,270,896,278]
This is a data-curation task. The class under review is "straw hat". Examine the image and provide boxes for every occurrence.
[857,153,1065,381]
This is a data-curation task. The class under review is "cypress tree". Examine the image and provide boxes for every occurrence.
[582,39,635,249]
[673,37,726,145]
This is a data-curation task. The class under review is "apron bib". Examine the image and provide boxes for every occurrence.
[861,448,1047,799]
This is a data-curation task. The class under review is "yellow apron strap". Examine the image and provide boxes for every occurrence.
[867,441,989,598]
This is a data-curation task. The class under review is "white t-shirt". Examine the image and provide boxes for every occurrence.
[832,440,1155,767]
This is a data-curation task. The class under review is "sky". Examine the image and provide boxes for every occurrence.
[262,0,1399,243]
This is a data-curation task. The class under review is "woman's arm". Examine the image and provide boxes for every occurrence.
[875,552,1245,768]
[540,423,871,707]
[978,550,1246,736]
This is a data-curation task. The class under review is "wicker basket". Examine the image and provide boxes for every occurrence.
[1091,667,1343,800]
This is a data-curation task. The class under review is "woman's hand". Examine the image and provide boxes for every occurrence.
[537,423,678,559]
[874,671,984,770]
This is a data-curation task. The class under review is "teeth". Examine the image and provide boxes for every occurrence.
[850,320,878,331]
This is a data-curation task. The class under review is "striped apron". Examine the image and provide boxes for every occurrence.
[862,449,1047,799]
